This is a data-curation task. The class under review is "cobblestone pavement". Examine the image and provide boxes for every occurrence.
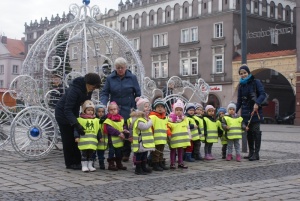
[0,124,299,201]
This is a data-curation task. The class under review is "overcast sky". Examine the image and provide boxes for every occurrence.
[0,0,119,39]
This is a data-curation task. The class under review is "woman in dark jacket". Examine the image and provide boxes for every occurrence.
[100,57,141,162]
[236,65,266,161]
[55,73,101,170]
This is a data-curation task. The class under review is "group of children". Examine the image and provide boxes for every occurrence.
[74,97,247,174]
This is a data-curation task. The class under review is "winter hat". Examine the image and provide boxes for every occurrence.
[82,100,95,113]
[194,103,203,110]
[152,98,165,110]
[173,99,185,111]
[185,103,196,112]
[205,105,215,112]
[216,107,227,116]
[136,98,150,111]
[227,102,237,111]
[239,64,251,74]
[95,104,106,115]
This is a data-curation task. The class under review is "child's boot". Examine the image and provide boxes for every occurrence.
[226,154,232,161]
[152,162,163,171]
[178,163,188,169]
[209,154,215,160]
[107,158,118,171]
[141,161,152,173]
[99,160,105,170]
[115,157,127,170]
[159,161,169,170]
[135,162,147,175]
[88,160,96,172]
[236,154,241,162]
[81,161,89,172]
[185,153,195,162]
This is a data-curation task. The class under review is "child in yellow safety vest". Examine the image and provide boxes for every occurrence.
[149,98,169,171]
[95,104,107,170]
[194,103,205,160]
[75,100,102,172]
[130,98,155,175]
[167,99,191,169]
[221,103,248,162]
[203,105,222,160]
[103,102,128,171]
[216,107,227,159]
[184,103,199,162]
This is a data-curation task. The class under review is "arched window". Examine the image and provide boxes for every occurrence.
[183,1,189,19]
[134,14,140,29]
[149,10,155,26]
[120,17,126,32]
[277,3,283,20]
[192,0,198,17]
[127,15,133,31]
[174,3,180,21]
[261,0,267,17]
[270,1,275,18]
[285,5,291,22]
[141,12,147,28]
[165,6,172,23]
[157,8,163,24]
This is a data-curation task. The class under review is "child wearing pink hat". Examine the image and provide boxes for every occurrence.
[167,99,191,169]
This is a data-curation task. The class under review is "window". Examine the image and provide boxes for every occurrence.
[181,27,198,43]
[72,47,78,59]
[129,38,140,51]
[128,63,138,75]
[214,55,223,73]
[0,65,4,74]
[180,58,198,76]
[152,61,168,78]
[214,22,223,38]
[106,40,113,54]
[0,80,3,88]
[153,33,168,47]
[12,65,18,74]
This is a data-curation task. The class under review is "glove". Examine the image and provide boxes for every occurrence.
[74,123,85,136]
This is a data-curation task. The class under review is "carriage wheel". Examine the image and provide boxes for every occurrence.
[0,110,12,149]
[10,106,58,159]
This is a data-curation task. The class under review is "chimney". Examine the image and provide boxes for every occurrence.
[1,36,7,44]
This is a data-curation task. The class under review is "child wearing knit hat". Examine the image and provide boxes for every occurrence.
[95,104,107,170]
[202,105,221,160]
[75,100,101,172]
[149,98,169,171]
[103,101,128,171]
[130,97,155,175]
[221,102,248,162]
[167,99,191,169]
[184,103,200,162]
[216,107,228,159]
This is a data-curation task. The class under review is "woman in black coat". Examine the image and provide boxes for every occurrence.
[236,65,266,161]
[55,73,101,170]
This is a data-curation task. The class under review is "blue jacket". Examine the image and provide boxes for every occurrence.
[100,70,141,120]
[236,76,266,123]
[55,77,93,126]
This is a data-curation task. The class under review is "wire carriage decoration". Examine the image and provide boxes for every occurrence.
[0,1,210,159]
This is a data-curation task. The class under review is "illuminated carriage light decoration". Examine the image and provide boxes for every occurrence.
[143,76,210,114]
[1,1,145,159]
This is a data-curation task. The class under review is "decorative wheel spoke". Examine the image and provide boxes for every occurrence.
[10,106,58,160]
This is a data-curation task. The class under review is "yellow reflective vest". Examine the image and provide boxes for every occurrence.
[223,116,243,140]
[77,117,100,150]
[103,118,124,148]
[194,115,205,142]
[132,117,155,152]
[187,116,200,141]
[203,117,218,143]
[149,115,168,145]
[217,119,227,145]
[97,120,108,150]
[167,118,191,148]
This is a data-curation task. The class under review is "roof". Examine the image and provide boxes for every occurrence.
[233,49,297,61]
[0,37,25,58]
[6,38,25,58]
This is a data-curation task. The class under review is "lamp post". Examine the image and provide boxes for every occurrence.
[241,0,248,153]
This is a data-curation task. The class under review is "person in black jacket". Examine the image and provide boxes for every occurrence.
[55,73,101,170]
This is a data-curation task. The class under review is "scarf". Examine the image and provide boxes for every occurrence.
[80,113,95,119]
[239,74,253,85]
[107,113,123,121]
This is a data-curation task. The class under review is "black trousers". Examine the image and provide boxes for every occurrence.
[57,123,81,167]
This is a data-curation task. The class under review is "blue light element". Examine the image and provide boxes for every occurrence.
[83,0,90,5]
[30,127,40,137]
